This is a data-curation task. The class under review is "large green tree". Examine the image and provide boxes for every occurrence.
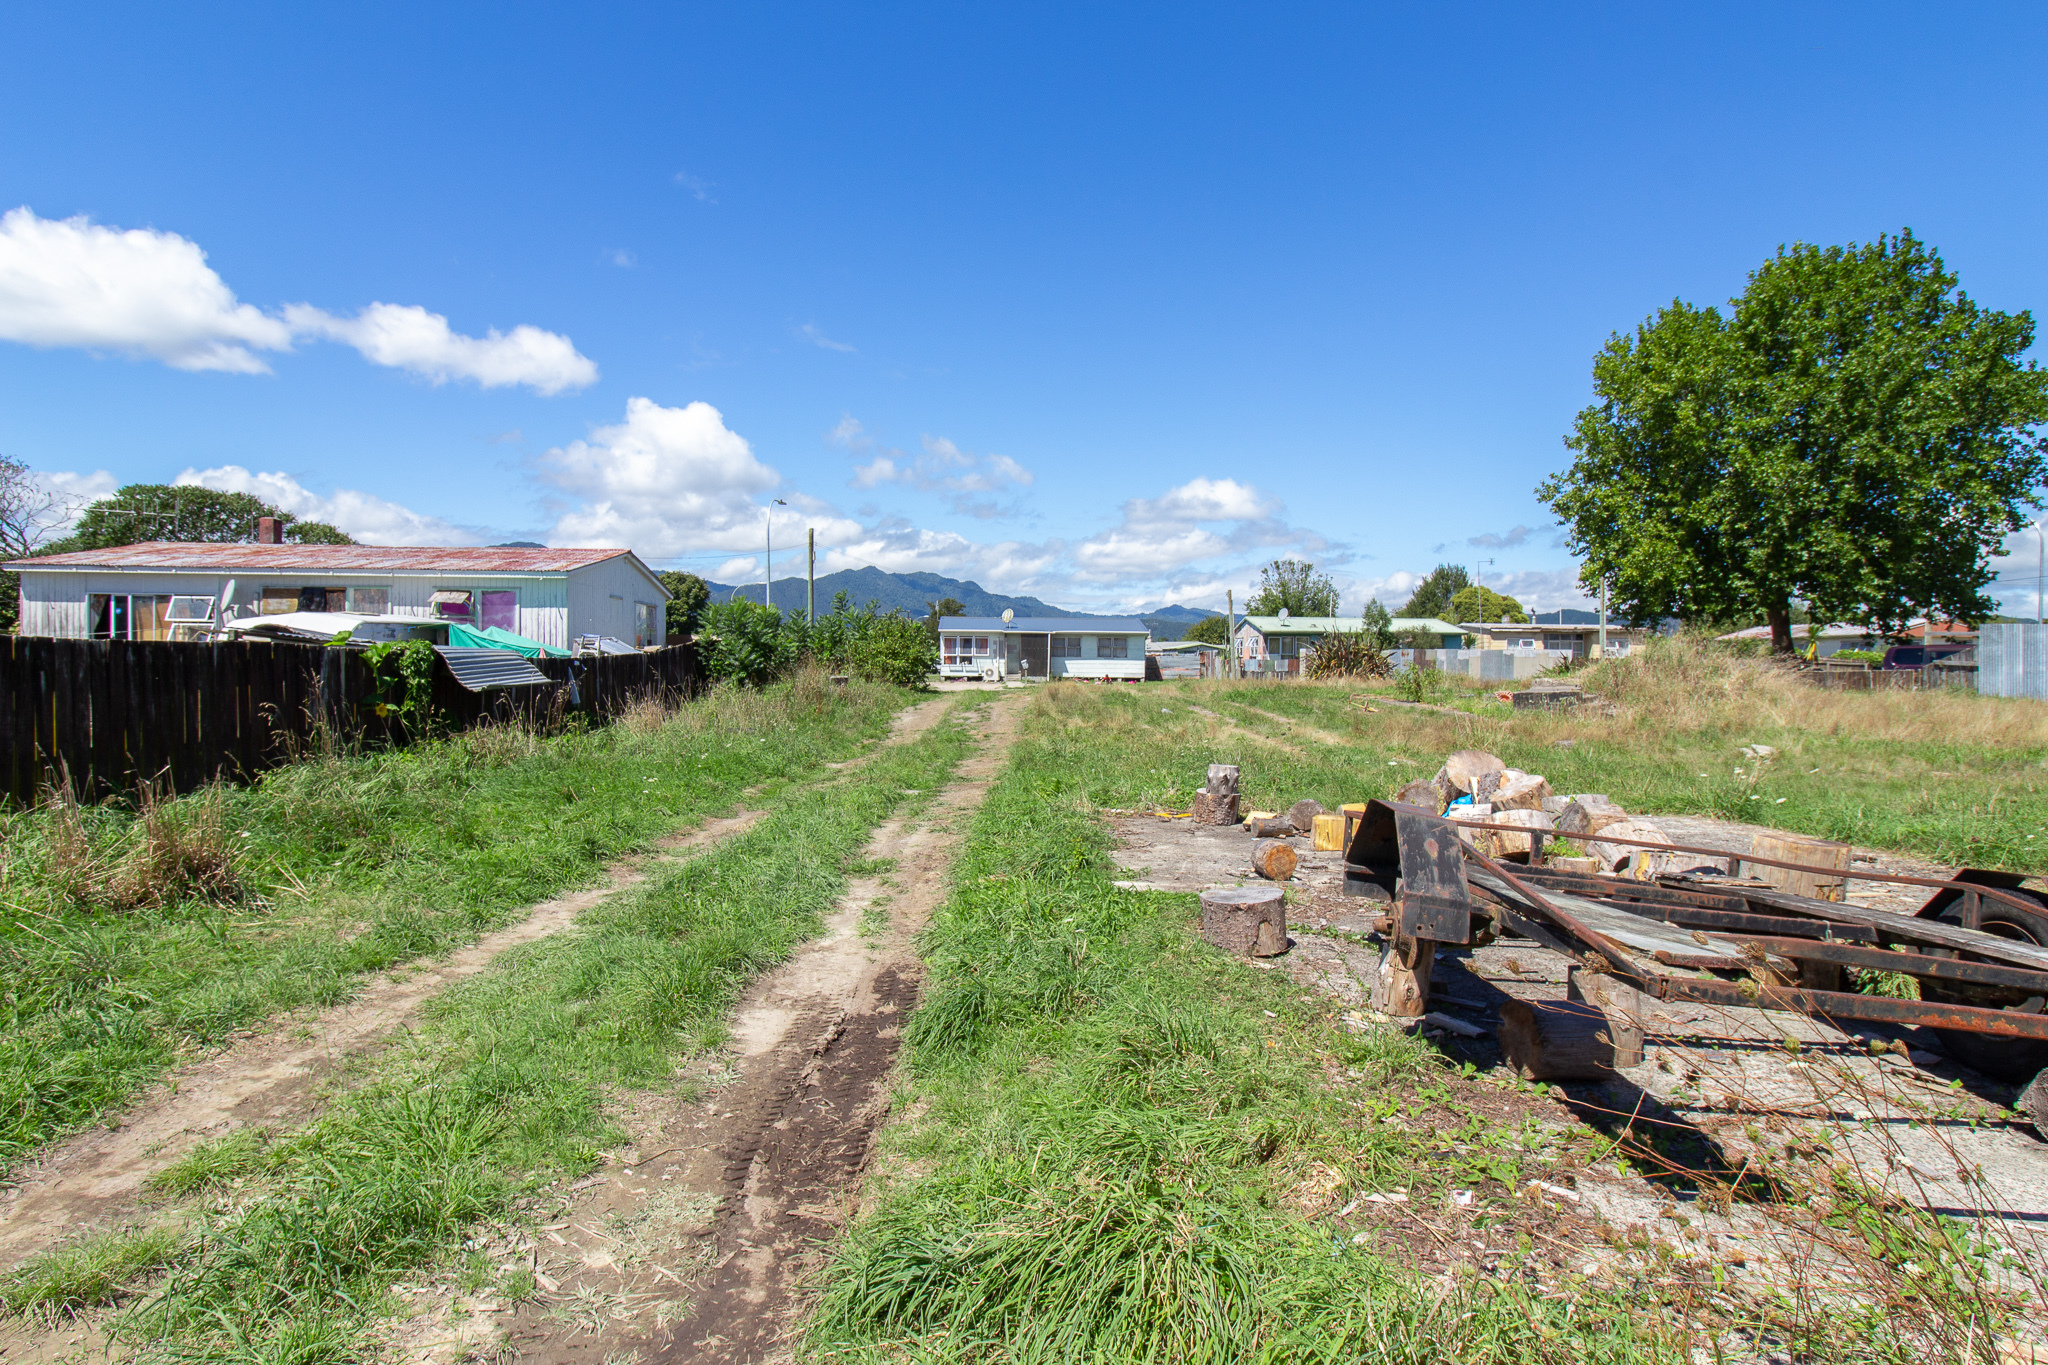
[1539,232,2048,652]
[1448,585,1528,623]
[52,484,353,551]
[659,571,711,639]
[1247,557,1339,616]
[1183,613,1231,646]
[1397,564,1470,620]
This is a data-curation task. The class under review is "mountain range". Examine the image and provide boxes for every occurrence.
[701,566,1220,637]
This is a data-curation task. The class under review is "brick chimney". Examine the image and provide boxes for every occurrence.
[256,516,283,544]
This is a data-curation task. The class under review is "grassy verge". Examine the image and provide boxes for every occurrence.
[2,694,982,1362]
[0,673,916,1173]
[1195,640,2048,873]
[807,684,2007,1364]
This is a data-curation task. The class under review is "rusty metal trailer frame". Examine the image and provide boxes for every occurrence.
[1342,800,2048,1080]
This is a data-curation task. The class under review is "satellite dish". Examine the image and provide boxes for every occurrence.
[1001,608,1015,625]
[1278,607,1290,622]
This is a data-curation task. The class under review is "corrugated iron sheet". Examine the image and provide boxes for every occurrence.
[434,646,554,691]
[7,542,636,574]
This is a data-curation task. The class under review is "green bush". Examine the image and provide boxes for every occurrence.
[699,592,934,689]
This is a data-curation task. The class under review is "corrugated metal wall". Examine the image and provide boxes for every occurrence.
[1980,624,2048,700]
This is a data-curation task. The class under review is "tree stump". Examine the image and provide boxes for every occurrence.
[1499,999,1631,1080]
[1200,886,1286,957]
[1311,812,1346,851]
[1288,798,1325,832]
[1191,792,1241,825]
[1746,833,1852,902]
[1393,777,1444,811]
[1251,838,1297,881]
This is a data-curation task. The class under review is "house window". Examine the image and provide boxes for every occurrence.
[634,601,658,648]
[482,590,519,631]
[941,636,991,667]
[350,587,389,615]
[90,595,174,640]
[297,586,346,612]
[166,596,214,623]
[1096,636,1129,659]
[433,589,475,621]
[260,587,298,615]
[1050,635,1081,657]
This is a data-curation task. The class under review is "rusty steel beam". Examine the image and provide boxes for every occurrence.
[1727,936,2048,995]
[1646,974,2048,1041]
[1448,816,2047,921]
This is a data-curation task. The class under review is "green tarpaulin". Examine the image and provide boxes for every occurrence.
[446,624,570,658]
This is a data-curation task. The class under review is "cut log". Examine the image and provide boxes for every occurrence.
[1567,967,1646,1067]
[1473,771,1503,803]
[1588,819,1672,877]
[1545,854,1599,874]
[1200,886,1286,957]
[1393,777,1444,811]
[1205,763,1241,798]
[1250,816,1296,839]
[1311,812,1346,851]
[1190,792,1241,825]
[1252,838,1298,881]
[1557,798,1627,837]
[1487,807,1554,858]
[1492,773,1552,812]
[1443,749,1505,795]
[1746,833,1851,902]
[1499,999,1630,1080]
[1288,798,1325,832]
[1372,933,1434,1016]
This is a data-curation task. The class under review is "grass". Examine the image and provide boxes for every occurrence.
[2,692,982,1363]
[0,671,916,1174]
[807,681,2017,1364]
[1190,638,2048,874]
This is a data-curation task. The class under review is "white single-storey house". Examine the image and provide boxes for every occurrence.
[938,616,1151,681]
[1235,615,1463,675]
[7,539,671,652]
[1461,614,1650,657]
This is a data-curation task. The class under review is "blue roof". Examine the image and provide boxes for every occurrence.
[940,616,1149,634]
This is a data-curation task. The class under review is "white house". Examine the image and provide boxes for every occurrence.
[1234,615,1464,675]
[938,616,1151,681]
[7,540,671,651]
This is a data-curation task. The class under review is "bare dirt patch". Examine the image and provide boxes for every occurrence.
[456,696,1024,1365]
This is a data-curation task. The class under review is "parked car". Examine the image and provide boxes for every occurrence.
[1880,643,1971,670]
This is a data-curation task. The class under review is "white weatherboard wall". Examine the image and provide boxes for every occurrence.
[13,559,667,650]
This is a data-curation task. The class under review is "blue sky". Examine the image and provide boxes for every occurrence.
[3,2,2047,616]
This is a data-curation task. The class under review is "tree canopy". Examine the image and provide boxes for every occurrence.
[1397,564,1470,620]
[1183,613,1231,646]
[659,571,711,639]
[1247,558,1339,616]
[50,484,354,552]
[1539,231,2048,652]
[1448,585,1528,623]
[923,596,966,640]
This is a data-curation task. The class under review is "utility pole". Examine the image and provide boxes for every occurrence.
[1598,579,1609,659]
[765,499,787,609]
[1227,589,1237,679]
[1474,559,1495,620]
[2034,515,2045,625]
[807,528,816,623]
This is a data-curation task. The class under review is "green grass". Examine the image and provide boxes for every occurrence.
[1198,647,2048,874]
[0,677,917,1174]
[806,685,1678,1365]
[17,694,983,1362]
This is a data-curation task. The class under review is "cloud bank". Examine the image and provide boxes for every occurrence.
[175,466,489,546]
[0,207,595,393]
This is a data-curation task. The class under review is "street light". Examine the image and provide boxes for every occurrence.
[766,499,787,609]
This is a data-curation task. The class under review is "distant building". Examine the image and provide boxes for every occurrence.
[937,616,1151,681]
[1716,619,1976,657]
[7,536,670,651]
[1460,613,1651,657]
[1233,615,1463,675]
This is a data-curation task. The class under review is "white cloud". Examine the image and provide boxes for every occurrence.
[0,207,292,372]
[0,206,596,394]
[541,396,863,557]
[672,171,715,202]
[799,322,856,353]
[605,248,636,268]
[1068,476,1317,585]
[838,427,1034,517]
[175,465,486,546]
[19,467,120,539]
[286,303,597,395]
[1468,524,1533,549]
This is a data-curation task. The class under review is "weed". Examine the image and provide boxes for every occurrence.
[0,1223,186,1320]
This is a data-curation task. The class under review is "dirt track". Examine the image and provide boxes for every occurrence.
[473,694,1020,1365]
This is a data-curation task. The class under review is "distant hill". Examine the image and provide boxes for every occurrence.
[701,565,1225,634]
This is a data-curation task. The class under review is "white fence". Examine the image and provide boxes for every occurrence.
[1980,624,2048,700]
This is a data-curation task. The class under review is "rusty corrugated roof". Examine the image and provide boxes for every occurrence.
[6,542,639,574]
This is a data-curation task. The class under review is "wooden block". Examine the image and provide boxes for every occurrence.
[1567,966,1646,1067]
[1252,838,1297,881]
[1393,777,1443,810]
[1311,812,1345,851]
[1500,999,1628,1080]
[1747,832,1851,902]
[1340,801,1369,849]
[1288,798,1325,832]
[1205,763,1240,798]
[1200,885,1285,957]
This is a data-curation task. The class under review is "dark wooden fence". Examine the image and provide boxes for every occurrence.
[0,637,699,805]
